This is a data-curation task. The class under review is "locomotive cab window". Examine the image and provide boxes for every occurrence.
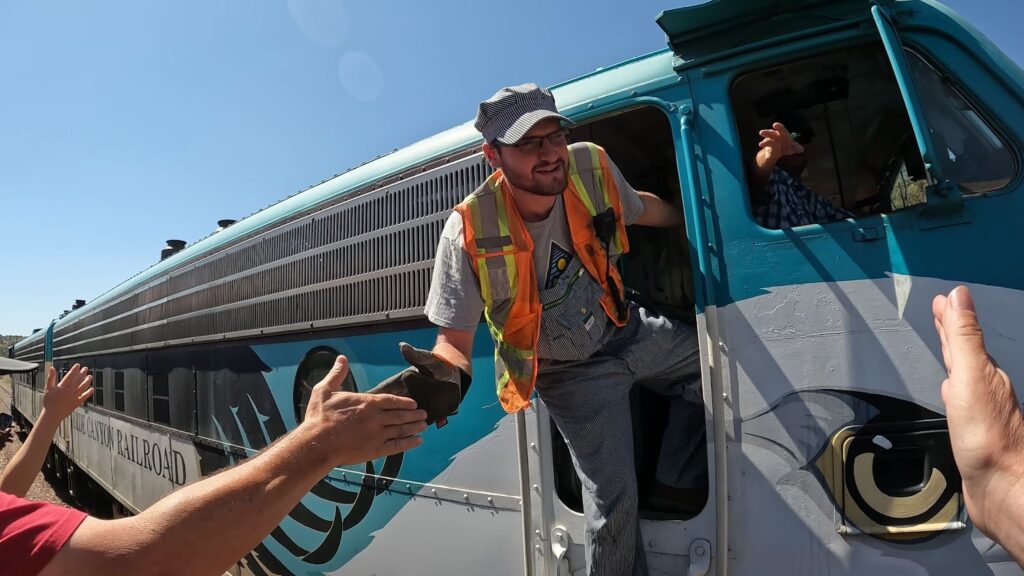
[733,43,925,225]
[732,42,1016,229]
[903,49,1015,195]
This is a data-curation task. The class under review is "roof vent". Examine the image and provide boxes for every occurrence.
[215,219,236,233]
[72,299,86,310]
[161,239,187,261]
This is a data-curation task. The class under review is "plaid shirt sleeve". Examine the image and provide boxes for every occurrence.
[755,168,852,229]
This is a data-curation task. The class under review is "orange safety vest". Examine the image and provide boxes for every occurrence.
[455,142,630,413]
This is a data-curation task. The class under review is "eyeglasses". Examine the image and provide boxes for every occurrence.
[503,129,570,154]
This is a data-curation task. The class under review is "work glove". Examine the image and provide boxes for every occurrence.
[367,342,471,428]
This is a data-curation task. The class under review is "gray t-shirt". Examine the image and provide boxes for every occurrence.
[424,155,644,351]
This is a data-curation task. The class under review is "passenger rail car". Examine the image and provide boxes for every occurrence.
[11,0,1024,574]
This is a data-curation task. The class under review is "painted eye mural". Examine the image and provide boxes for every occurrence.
[196,344,405,576]
[816,417,962,540]
[743,390,964,543]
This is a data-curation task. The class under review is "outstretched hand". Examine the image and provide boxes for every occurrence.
[933,286,1024,545]
[757,122,805,164]
[367,343,467,426]
[42,364,94,421]
[302,355,427,466]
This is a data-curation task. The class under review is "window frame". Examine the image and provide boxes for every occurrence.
[113,371,125,412]
[901,45,1019,199]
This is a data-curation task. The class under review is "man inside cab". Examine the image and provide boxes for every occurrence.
[752,113,853,228]
[407,83,708,576]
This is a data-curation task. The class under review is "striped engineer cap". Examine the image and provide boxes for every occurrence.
[474,83,574,145]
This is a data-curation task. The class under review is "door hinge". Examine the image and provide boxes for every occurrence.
[687,538,712,576]
[551,526,572,576]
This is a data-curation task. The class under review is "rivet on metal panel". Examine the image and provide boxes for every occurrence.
[533,484,540,493]
[588,103,594,109]
[630,90,637,96]
[431,488,437,495]
[487,497,494,505]
[463,493,470,501]
[530,442,537,451]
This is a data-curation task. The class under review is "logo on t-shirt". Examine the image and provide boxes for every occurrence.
[545,242,574,289]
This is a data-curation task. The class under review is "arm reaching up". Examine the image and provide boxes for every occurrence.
[0,364,93,497]
[37,356,427,576]
[752,122,805,197]
[933,286,1024,565]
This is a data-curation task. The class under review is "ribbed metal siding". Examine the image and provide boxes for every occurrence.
[15,340,45,363]
[52,153,491,358]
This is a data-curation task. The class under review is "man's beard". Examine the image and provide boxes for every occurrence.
[505,163,567,197]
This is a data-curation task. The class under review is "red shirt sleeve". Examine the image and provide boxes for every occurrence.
[0,491,88,576]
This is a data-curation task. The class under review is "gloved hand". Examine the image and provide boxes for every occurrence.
[367,342,471,427]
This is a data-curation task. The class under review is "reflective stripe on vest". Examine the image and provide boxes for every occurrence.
[455,142,630,413]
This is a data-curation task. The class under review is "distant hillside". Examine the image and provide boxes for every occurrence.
[0,335,25,357]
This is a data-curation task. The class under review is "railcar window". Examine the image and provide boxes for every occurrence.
[151,372,170,425]
[113,371,125,412]
[905,49,1015,195]
[93,370,104,406]
[150,350,199,434]
[120,359,149,420]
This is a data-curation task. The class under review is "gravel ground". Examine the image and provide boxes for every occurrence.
[0,375,81,509]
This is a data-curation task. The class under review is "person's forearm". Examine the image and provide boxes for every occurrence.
[433,341,472,374]
[970,455,1024,564]
[634,191,683,228]
[0,408,62,497]
[752,148,778,196]
[48,422,336,576]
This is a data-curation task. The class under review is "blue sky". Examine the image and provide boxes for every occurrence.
[0,0,1021,336]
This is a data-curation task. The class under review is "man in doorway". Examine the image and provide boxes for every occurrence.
[417,83,708,575]
[752,114,853,228]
